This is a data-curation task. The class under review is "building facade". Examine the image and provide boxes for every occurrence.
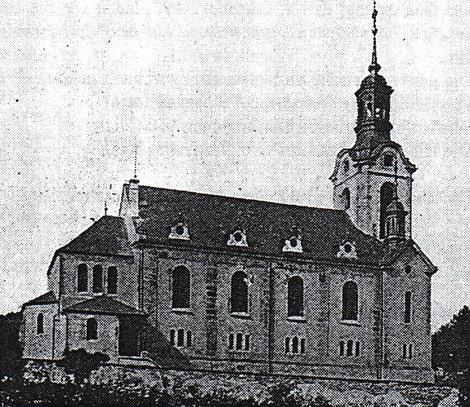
[20,10,437,384]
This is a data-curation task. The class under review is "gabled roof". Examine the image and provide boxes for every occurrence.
[63,296,146,316]
[384,239,438,275]
[23,291,58,307]
[131,185,386,265]
[59,216,133,257]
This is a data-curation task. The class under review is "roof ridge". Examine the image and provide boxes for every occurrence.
[138,184,344,213]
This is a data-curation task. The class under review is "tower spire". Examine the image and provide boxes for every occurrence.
[369,0,381,73]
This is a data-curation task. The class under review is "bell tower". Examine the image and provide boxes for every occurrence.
[330,1,416,240]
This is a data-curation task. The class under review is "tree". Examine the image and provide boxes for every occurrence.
[0,312,24,381]
[432,305,470,405]
[59,348,109,384]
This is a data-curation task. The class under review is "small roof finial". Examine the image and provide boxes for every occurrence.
[133,145,138,180]
[104,200,108,216]
[369,0,381,74]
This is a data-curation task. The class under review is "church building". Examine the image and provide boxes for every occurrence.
[20,5,437,384]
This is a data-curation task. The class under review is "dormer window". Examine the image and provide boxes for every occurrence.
[169,222,190,240]
[384,153,394,167]
[283,236,303,253]
[227,230,248,247]
[337,241,357,259]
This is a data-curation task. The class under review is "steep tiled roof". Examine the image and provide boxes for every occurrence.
[59,216,132,257]
[23,291,57,306]
[63,296,146,316]
[134,185,385,265]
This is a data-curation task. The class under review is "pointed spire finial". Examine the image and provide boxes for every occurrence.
[104,200,108,216]
[133,145,138,180]
[369,0,381,73]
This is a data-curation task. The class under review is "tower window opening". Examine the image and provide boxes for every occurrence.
[86,318,98,340]
[300,338,306,354]
[245,334,250,351]
[287,276,304,317]
[342,281,358,321]
[170,329,175,346]
[92,265,103,293]
[404,291,412,323]
[285,337,290,353]
[405,265,412,274]
[231,271,249,313]
[355,341,360,356]
[186,331,192,347]
[36,313,44,335]
[339,341,345,356]
[77,264,88,293]
[107,266,118,295]
[229,333,234,350]
[177,329,185,347]
[347,340,353,356]
[236,333,243,350]
[341,188,351,210]
[384,153,394,167]
[292,336,299,354]
[172,266,190,309]
[380,182,395,239]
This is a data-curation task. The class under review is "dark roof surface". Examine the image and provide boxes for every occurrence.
[64,296,146,316]
[135,185,385,265]
[23,291,57,306]
[59,216,132,257]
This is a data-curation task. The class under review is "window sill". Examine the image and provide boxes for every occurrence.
[171,308,193,315]
[230,312,251,320]
[287,316,306,323]
[228,349,250,353]
[341,319,361,326]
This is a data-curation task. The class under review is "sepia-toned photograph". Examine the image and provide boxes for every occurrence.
[0,0,468,405]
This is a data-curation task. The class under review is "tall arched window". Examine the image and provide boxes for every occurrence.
[404,291,412,323]
[342,188,351,210]
[287,276,304,317]
[77,264,88,293]
[172,266,190,309]
[92,265,103,293]
[380,182,395,239]
[107,266,118,295]
[36,313,44,334]
[86,318,98,340]
[342,281,358,321]
[231,271,248,313]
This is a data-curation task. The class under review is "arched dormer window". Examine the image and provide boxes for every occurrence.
[227,230,248,247]
[342,281,358,321]
[380,182,395,239]
[92,265,103,293]
[172,266,190,309]
[282,235,303,253]
[37,313,44,334]
[231,271,248,314]
[287,276,304,317]
[341,188,350,210]
[86,318,98,340]
[169,222,190,240]
[77,264,88,293]
[107,266,118,295]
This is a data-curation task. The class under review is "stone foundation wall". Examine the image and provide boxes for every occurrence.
[24,361,458,406]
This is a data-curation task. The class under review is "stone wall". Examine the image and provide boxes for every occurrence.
[24,361,458,406]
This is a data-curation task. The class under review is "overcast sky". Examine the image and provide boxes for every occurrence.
[0,0,468,330]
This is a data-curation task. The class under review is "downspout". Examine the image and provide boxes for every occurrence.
[378,266,385,380]
[139,248,145,310]
[267,261,274,374]
[51,315,56,360]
